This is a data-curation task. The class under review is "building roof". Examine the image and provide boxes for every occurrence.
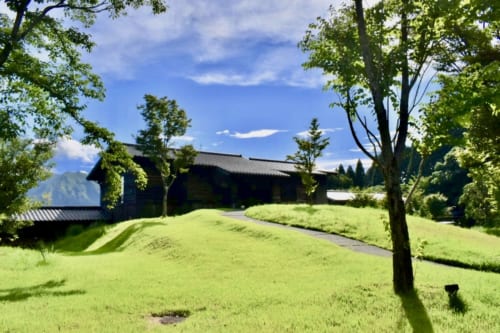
[327,191,385,202]
[15,207,109,223]
[88,143,335,180]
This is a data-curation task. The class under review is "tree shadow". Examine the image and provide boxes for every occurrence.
[0,279,85,302]
[399,290,434,333]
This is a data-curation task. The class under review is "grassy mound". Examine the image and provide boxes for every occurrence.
[245,204,500,272]
[1,209,499,332]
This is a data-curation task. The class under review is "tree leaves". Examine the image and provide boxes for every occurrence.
[136,94,197,216]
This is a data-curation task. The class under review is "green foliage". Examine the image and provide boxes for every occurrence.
[460,181,500,227]
[346,191,379,208]
[0,138,53,241]
[420,193,448,220]
[327,173,353,189]
[1,210,500,332]
[416,1,499,227]
[136,94,197,216]
[287,118,329,202]
[0,0,166,208]
[425,148,470,207]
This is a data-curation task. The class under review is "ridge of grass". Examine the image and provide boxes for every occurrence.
[1,209,499,332]
[245,204,500,272]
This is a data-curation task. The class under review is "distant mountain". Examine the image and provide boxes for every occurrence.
[28,172,100,206]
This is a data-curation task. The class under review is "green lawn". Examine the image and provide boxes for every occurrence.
[1,209,499,332]
[245,204,500,272]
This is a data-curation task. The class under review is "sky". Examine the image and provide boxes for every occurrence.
[50,0,375,174]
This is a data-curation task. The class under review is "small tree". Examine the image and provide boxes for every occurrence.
[136,95,197,216]
[287,118,329,203]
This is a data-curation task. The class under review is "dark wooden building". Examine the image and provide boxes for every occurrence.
[87,144,332,221]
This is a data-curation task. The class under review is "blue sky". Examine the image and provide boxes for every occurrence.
[52,0,374,173]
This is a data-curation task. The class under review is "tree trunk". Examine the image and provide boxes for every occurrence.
[162,185,169,217]
[384,161,414,294]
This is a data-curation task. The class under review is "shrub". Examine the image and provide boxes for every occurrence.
[421,193,448,220]
[347,192,379,208]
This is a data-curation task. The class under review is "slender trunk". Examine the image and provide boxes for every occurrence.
[384,161,414,294]
[162,185,169,217]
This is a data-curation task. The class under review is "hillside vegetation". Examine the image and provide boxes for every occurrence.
[245,205,500,272]
[1,210,499,332]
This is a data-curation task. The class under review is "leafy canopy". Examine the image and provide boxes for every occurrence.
[0,0,167,208]
[0,138,53,240]
[418,0,499,226]
[136,94,197,216]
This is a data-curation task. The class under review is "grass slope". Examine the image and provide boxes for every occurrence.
[0,209,499,332]
[246,204,500,272]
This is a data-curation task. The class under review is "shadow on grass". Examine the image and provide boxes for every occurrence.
[55,225,107,252]
[83,222,165,255]
[293,205,318,215]
[448,293,468,314]
[399,290,434,333]
[0,279,85,302]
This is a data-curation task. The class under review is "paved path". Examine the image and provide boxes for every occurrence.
[222,211,453,268]
[222,211,393,258]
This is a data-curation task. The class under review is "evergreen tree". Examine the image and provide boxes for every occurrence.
[346,166,355,186]
[287,118,330,203]
[354,159,365,188]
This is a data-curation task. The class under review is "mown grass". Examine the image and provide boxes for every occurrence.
[245,204,500,272]
[0,209,499,332]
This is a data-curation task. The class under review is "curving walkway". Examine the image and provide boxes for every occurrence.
[223,211,452,269]
[222,210,393,258]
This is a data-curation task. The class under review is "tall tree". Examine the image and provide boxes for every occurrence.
[338,164,346,175]
[346,165,355,185]
[136,94,197,216]
[353,159,365,188]
[0,0,167,210]
[287,118,330,203]
[301,0,444,293]
[0,138,52,241]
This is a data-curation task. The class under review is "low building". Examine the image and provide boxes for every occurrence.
[87,144,333,221]
[14,206,110,240]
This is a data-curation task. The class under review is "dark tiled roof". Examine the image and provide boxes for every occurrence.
[88,143,333,180]
[15,207,109,223]
[249,158,329,175]
[124,144,291,177]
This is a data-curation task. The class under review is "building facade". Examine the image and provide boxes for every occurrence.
[87,144,332,221]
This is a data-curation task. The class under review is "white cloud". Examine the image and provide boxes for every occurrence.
[55,138,100,163]
[173,135,195,142]
[217,128,287,139]
[85,0,337,86]
[296,127,343,137]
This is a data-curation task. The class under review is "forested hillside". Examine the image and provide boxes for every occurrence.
[29,172,100,206]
